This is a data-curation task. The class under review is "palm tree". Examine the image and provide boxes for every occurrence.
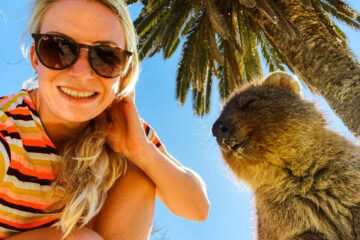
[126,0,360,137]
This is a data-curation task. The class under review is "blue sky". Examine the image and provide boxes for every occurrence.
[0,1,359,239]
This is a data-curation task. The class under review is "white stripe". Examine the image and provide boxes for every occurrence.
[1,174,52,191]
[0,204,57,218]
[0,141,10,170]
[26,152,60,162]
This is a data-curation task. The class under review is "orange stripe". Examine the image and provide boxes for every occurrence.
[0,215,58,229]
[152,137,160,145]
[142,121,148,130]
[0,125,9,132]
[0,125,17,133]
[7,108,31,116]
[10,160,56,180]
[23,98,36,110]
[22,139,45,148]
[41,137,56,149]
[0,193,47,210]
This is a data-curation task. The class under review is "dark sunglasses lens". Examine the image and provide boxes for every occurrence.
[90,45,127,78]
[37,35,77,69]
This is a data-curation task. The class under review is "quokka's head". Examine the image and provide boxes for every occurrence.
[212,72,326,165]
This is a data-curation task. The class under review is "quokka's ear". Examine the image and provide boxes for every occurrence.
[263,71,301,94]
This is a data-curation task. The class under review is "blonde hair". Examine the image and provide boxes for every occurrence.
[23,0,140,238]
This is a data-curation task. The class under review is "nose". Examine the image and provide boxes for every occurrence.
[68,48,93,80]
[212,120,231,138]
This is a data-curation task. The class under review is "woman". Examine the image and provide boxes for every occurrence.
[0,0,209,239]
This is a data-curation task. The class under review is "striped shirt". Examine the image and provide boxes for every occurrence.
[0,90,166,239]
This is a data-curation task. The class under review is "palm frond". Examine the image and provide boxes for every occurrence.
[324,0,359,19]
[311,1,347,44]
[125,0,142,5]
[205,27,224,66]
[138,24,163,60]
[257,32,285,72]
[133,0,358,116]
[192,87,204,116]
[221,40,240,96]
[320,1,360,30]
[204,67,213,114]
[217,41,230,101]
[256,0,298,37]
[141,0,173,15]
[176,11,204,105]
[159,0,192,59]
[134,0,171,36]
[205,0,231,40]
[237,9,262,82]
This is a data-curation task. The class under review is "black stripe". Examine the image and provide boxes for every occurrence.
[0,198,62,214]
[28,106,39,118]
[0,130,21,140]
[155,142,162,148]
[144,124,150,135]
[0,135,11,159]
[18,99,39,118]
[23,145,59,155]
[0,218,59,232]
[4,112,33,121]
[6,167,52,185]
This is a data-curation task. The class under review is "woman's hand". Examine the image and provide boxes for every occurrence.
[105,95,150,164]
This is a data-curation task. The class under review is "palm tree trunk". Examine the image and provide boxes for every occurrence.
[250,0,360,138]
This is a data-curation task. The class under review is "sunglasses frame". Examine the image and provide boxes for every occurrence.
[32,33,133,78]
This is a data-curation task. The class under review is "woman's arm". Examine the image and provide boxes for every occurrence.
[136,144,210,221]
[91,162,156,240]
[106,96,210,221]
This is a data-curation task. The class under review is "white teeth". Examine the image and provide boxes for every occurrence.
[59,87,96,98]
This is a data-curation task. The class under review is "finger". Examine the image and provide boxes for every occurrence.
[109,96,140,126]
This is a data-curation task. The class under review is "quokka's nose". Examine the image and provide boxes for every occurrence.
[212,120,231,138]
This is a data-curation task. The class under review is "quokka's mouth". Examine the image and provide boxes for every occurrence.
[230,136,249,151]
[217,135,250,152]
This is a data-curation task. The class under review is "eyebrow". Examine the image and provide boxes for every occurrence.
[45,31,119,47]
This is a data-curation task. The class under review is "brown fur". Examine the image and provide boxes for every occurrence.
[212,72,360,240]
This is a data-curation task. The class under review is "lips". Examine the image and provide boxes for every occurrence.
[230,137,249,150]
[58,86,98,99]
[216,136,250,152]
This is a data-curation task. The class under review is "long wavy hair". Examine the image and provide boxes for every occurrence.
[22,0,140,238]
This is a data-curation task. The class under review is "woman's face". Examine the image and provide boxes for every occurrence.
[30,0,127,123]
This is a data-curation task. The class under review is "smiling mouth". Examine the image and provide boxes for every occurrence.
[58,86,98,99]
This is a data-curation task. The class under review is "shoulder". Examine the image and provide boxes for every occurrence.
[0,90,33,112]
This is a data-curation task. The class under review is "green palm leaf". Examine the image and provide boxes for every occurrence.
[130,0,360,116]
[320,1,360,30]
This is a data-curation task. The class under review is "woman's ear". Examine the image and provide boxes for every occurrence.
[30,43,39,72]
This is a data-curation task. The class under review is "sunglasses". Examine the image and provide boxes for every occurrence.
[32,33,133,78]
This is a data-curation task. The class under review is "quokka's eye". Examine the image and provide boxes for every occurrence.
[239,97,258,110]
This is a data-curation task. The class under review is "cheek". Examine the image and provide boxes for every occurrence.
[101,79,120,105]
[37,68,59,90]
[104,78,120,95]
